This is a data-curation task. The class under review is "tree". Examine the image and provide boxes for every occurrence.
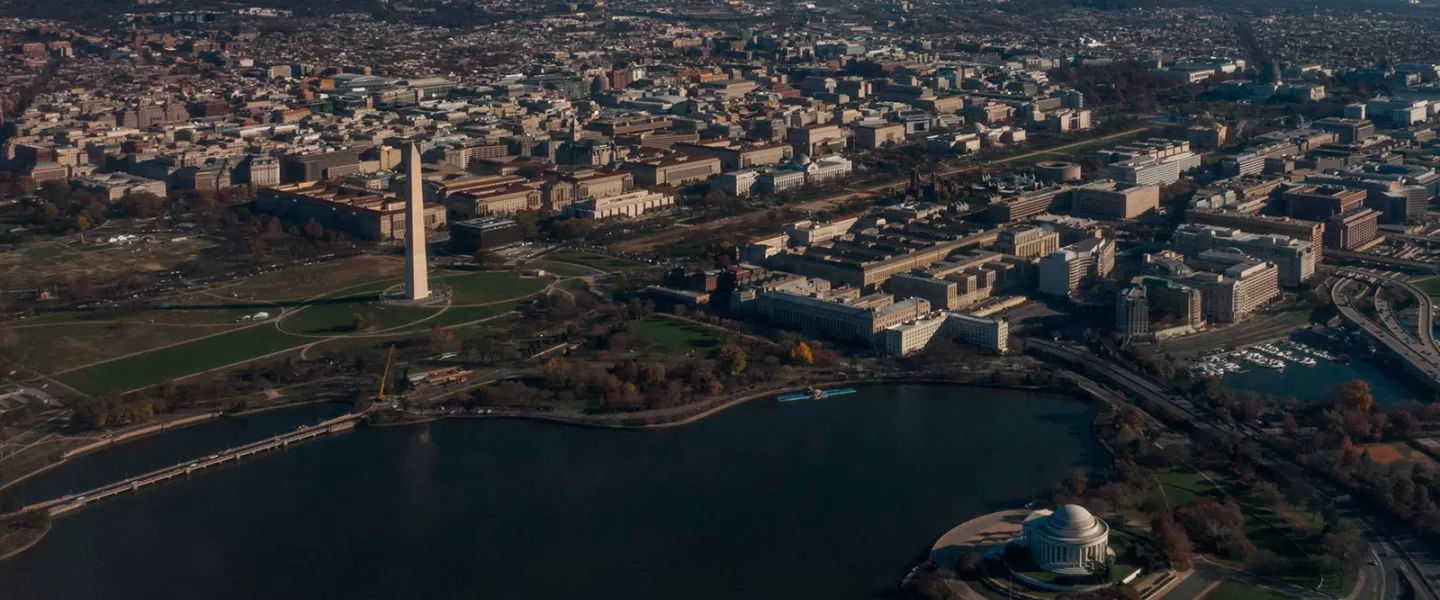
[1334,379,1373,412]
[790,342,814,366]
[1152,513,1193,570]
[718,344,747,375]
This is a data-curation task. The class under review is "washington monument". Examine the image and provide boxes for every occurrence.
[403,142,430,300]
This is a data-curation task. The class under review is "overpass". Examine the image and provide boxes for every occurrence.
[1337,268,1440,358]
[1332,278,1440,392]
[1325,248,1440,274]
[22,413,362,518]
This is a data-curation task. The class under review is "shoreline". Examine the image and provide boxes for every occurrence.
[376,377,1088,432]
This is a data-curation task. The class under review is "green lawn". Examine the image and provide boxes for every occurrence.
[432,303,522,327]
[57,324,309,393]
[1203,581,1296,600]
[281,294,441,335]
[527,260,600,277]
[630,317,720,352]
[1418,277,1440,298]
[438,271,550,305]
[1157,468,1217,507]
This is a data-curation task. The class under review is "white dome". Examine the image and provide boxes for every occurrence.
[1032,504,1107,542]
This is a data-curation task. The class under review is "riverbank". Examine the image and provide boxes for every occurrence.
[389,375,1088,432]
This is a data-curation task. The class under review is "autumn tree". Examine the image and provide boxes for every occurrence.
[1334,379,1373,412]
[790,342,814,366]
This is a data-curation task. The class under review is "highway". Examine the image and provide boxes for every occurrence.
[1332,274,1440,388]
[1027,338,1439,599]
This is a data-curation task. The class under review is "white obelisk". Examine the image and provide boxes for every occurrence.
[404,142,430,300]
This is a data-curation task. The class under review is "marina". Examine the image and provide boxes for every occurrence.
[1190,340,1338,378]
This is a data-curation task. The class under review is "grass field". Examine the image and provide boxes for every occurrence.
[527,260,600,277]
[8,322,244,373]
[630,317,720,352]
[1203,580,1296,600]
[212,255,403,302]
[1158,468,1217,507]
[14,261,556,392]
[57,324,309,394]
[432,303,522,327]
[1418,277,1440,298]
[439,271,551,305]
[280,294,441,335]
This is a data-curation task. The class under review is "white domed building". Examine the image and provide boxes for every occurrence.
[1019,504,1111,575]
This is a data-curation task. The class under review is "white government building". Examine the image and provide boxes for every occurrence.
[1019,505,1112,575]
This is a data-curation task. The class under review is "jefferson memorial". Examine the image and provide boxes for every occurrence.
[1018,504,1112,575]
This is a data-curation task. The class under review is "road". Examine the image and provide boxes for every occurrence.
[1027,338,1439,599]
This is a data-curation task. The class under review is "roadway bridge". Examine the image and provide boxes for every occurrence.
[1325,248,1440,274]
[27,413,361,517]
[1332,276,1440,392]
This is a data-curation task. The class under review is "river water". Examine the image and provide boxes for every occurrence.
[0,385,1103,600]
[1221,356,1426,408]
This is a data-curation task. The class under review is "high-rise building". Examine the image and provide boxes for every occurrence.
[1115,286,1149,336]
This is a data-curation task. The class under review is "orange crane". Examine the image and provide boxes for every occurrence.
[376,344,397,401]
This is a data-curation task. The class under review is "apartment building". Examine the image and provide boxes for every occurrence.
[1115,286,1149,336]
[1192,260,1280,323]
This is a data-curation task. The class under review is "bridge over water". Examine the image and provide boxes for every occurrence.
[17,413,362,518]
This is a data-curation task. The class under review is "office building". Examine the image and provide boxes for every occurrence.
[988,187,1065,223]
[566,190,674,219]
[880,311,1009,355]
[1186,209,1325,255]
[1172,223,1315,286]
[1283,185,1367,221]
[447,217,524,254]
[622,154,722,187]
[1070,180,1161,220]
[996,225,1061,259]
[1038,237,1115,296]
[256,180,445,241]
[1324,208,1380,251]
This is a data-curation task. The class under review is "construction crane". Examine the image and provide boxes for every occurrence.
[376,344,397,402]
